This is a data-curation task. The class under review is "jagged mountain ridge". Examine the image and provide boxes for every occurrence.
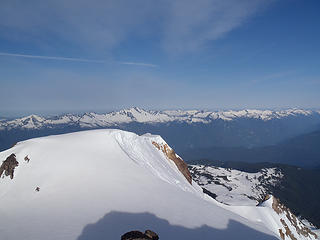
[1,107,319,130]
[2,107,320,158]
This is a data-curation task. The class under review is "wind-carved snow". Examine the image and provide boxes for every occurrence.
[111,131,197,194]
[189,165,283,206]
[0,107,318,130]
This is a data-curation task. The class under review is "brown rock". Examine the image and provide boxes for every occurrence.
[0,153,19,179]
[144,230,159,240]
[280,219,297,240]
[279,229,285,240]
[274,197,318,240]
[152,141,192,184]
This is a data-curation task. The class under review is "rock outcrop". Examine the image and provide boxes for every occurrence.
[0,153,19,179]
[152,141,192,184]
[121,230,159,240]
[272,197,318,240]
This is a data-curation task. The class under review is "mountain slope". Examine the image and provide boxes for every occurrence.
[189,164,319,239]
[0,130,316,240]
[0,129,277,240]
[189,161,320,229]
[189,165,283,206]
[184,130,320,167]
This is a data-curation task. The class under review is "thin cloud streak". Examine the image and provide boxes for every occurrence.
[0,52,105,63]
[0,52,157,67]
[117,61,158,67]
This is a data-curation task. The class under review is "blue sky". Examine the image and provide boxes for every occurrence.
[0,0,319,116]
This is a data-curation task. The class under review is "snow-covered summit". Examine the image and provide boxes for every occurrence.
[0,108,318,130]
[0,129,317,240]
[2,114,46,129]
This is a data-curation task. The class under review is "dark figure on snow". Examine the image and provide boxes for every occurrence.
[24,156,30,163]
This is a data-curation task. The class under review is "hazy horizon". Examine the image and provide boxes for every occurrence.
[2,106,320,119]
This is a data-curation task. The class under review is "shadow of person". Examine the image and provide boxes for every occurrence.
[77,211,277,240]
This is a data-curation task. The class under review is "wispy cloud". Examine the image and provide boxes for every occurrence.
[116,61,157,68]
[0,52,157,67]
[162,0,272,53]
[0,0,273,54]
[0,52,105,63]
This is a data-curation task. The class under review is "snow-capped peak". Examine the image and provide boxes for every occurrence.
[4,114,45,129]
[1,108,318,130]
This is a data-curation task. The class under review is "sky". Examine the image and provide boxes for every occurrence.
[0,0,320,116]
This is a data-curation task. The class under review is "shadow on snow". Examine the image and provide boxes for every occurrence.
[77,211,277,240]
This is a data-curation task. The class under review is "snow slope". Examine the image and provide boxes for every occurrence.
[0,130,316,240]
[0,107,318,130]
[190,165,319,240]
[189,165,283,206]
[224,196,318,240]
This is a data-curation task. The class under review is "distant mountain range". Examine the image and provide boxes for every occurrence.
[1,107,320,167]
[1,107,319,129]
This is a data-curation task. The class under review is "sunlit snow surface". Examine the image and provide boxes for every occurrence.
[0,130,314,240]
